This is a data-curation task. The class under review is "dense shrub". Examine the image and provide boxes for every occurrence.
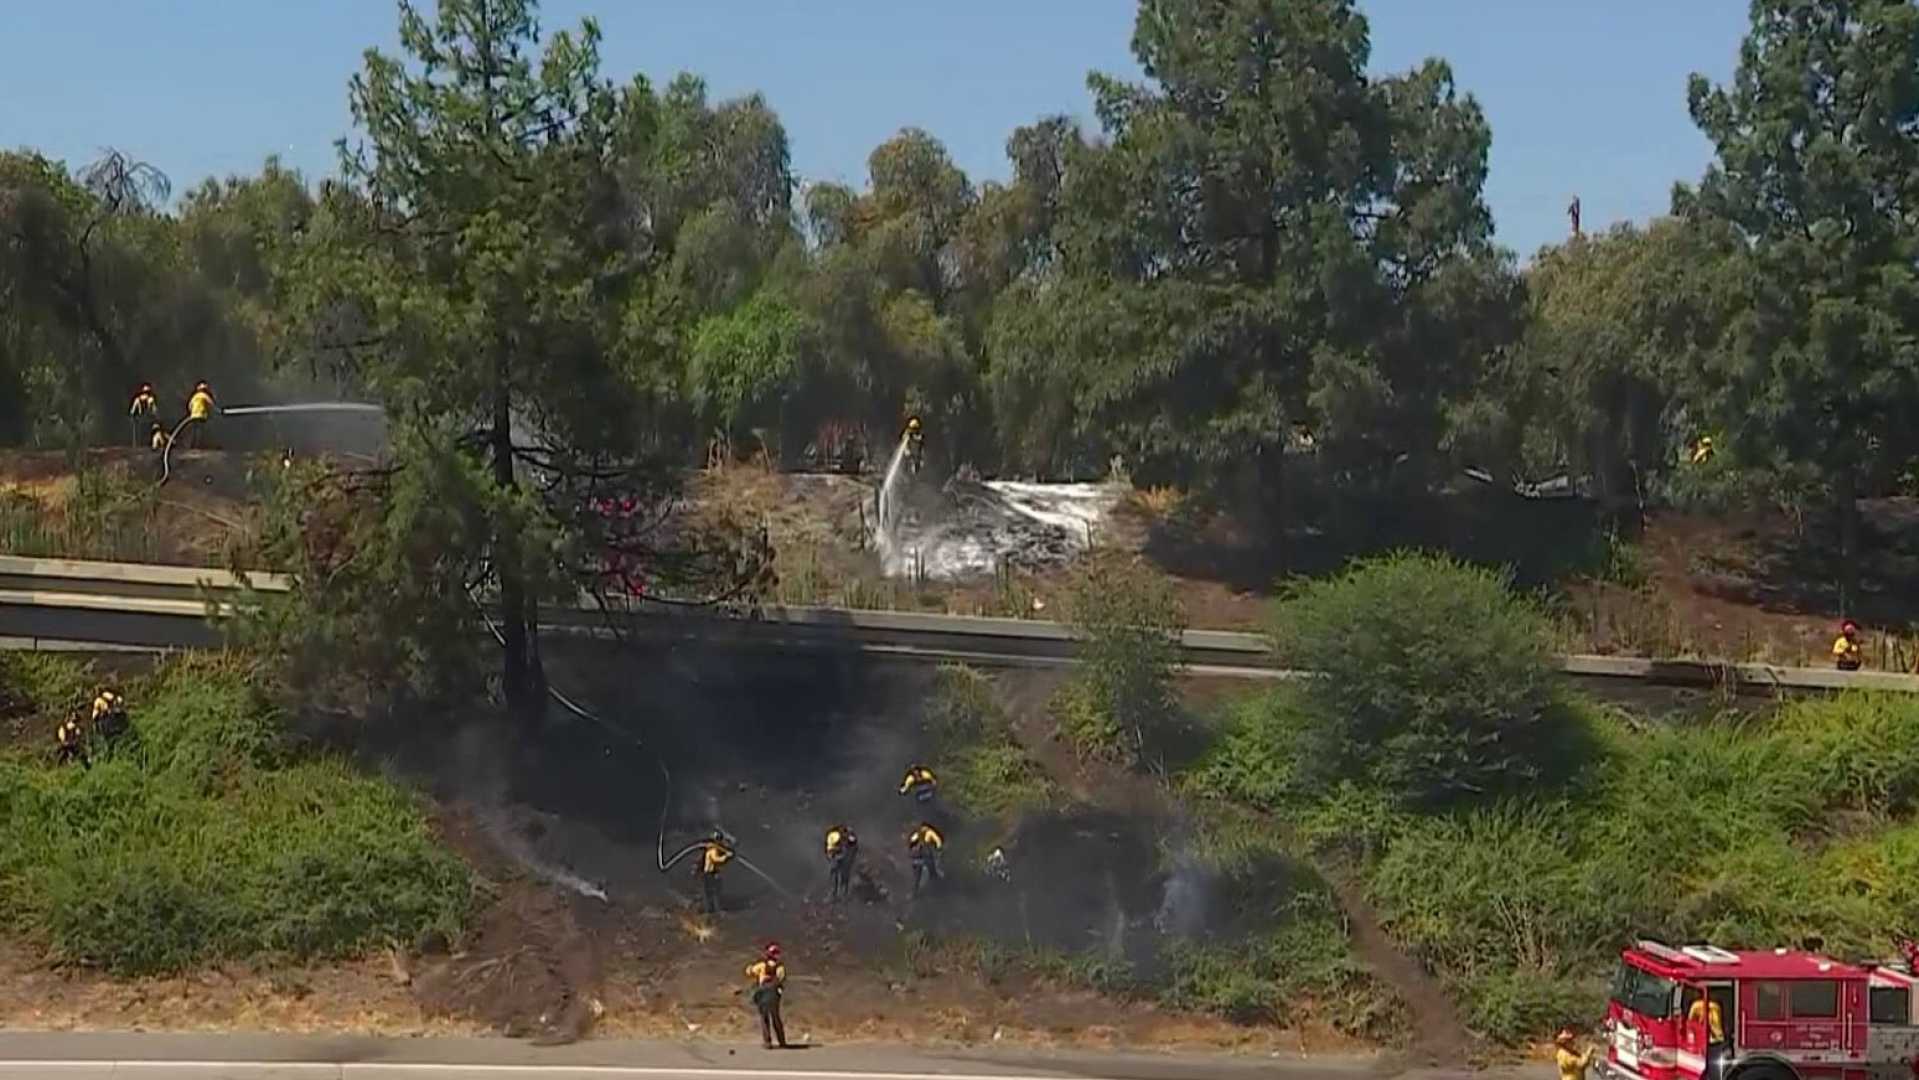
[1053,555,1185,766]
[1772,693,1919,817]
[1352,695,1919,1043]
[1268,552,1567,804]
[921,663,1056,817]
[0,654,470,974]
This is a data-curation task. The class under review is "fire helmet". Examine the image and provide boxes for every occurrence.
[1555,1027,1577,1045]
[194,381,210,392]
[764,942,782,959]
[906,417,921,432]
[1843,620,1860,634]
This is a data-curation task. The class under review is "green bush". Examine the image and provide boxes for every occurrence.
[1460,966,1604,1046]
[1772,693,1919,817]
[1053,555,1185,766]
[0,655,470,975]
[1160,943,1282,1022]
[946,743,1056,818]
[921,663,1056,818]
[1268,552,1569,804]
[923,663,1004,751]
[1346,692,1919,1044]
[1184,687,1327,808]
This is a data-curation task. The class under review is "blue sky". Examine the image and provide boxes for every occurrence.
[2,0,1747,257]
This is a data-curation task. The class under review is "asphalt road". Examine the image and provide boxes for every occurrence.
[0,1033,1552,1080]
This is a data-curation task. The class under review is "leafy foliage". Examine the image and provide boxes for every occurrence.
[1267,552,1565,803]
[1678,0,1919,605]
[921,664,1056,817]
[1052,555,1186,766]
[0,653,469,975]
[251,0,775,719]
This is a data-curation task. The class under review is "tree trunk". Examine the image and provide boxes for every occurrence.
[1838,466,1860,616]
[491,348,544,725]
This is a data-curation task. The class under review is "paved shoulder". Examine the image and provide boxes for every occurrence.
[0,1032,1449,1080]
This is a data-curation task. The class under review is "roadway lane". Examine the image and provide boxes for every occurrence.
[0,1032,1549,1080]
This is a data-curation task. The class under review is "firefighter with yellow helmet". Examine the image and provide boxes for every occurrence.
[903,416,924,474]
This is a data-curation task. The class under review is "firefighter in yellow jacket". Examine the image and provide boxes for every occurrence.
[183,381,216,448]
[745,942,789,1048]
[55,711,88,769]
[899,763,938,804]
[90,686,129,741]
[903,416,924,474]
[695,830,733,915]
[824,824,858,901]
[907,822,943,896]
[1834,620,1864,671]
[128,382,158,446]
[1554,1028,1592,1080]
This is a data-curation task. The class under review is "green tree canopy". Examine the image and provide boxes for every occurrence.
[1679,0,1919,606]
[259,0,771,721]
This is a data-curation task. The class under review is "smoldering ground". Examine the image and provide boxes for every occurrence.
[351,636,1241,982]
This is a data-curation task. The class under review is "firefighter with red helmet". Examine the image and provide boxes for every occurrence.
[744,942,789,1048]
[1834,620,1863,671]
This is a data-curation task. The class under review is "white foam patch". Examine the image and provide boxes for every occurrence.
[872,474,1125,582]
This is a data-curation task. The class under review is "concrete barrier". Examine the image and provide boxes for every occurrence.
[3,556,1916,693]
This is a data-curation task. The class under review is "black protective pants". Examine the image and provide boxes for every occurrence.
[754,988,787,1047]
[912,855,940,896]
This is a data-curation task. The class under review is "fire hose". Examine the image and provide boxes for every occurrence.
[466,589,790,898]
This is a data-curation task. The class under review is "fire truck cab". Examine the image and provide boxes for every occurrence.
[1599,940,1919,1080]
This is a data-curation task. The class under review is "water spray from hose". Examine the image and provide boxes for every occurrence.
[156,401,384,488]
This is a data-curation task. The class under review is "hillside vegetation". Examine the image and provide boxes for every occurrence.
[1183,553,1919,1043]
[0,653,469,975]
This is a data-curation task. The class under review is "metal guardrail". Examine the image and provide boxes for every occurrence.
[3,556,1917,692]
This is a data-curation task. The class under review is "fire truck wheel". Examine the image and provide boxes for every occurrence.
[1728,1064,1793,1080]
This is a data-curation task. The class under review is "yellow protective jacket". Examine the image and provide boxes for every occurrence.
[91,691,122,723]
[1687,998,1725,1042]
[908,824,943,852]
[900,766,937,794]
[129,392,157,417]
[825,827,854,857]
[56,718,83,747]
[188,390,215,421]
[701,843,733,876]
[1556,1046,1593,1080]
[1835,636,1862,666]
[745,959,785,991]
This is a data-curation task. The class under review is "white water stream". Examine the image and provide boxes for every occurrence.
[870,433,1122,582]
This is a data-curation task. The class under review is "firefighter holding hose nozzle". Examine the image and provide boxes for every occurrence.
[745,942,789,1049]
[183,381,216,449]
[824,824,858,902]
[696,829,733,915]
[907,822,943,896]
[903,416,924,475]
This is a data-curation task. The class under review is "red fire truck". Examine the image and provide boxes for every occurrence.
[1598,940,1919,1080]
